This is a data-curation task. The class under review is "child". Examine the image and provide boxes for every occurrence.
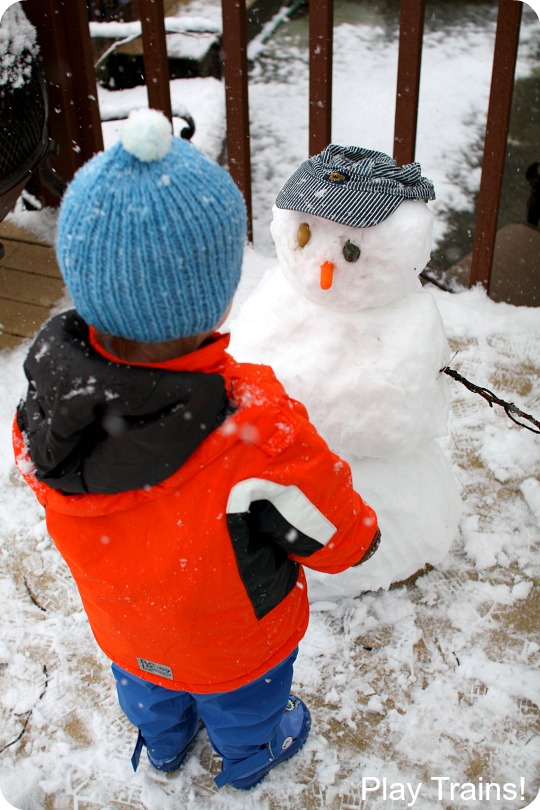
[13,110,380,791]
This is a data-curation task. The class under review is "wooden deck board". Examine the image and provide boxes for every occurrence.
[0,220,65,350]
[0,265,65,307]
[1,239,62,279]
[0,219,52,245]
[0,298,55,340]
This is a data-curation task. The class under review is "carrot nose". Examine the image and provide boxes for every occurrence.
[320,261,334,290]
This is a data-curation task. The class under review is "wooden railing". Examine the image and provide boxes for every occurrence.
[469,0,523,288]
[24,0,526,295]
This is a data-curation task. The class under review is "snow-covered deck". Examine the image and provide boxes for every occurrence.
[1,267,539,810]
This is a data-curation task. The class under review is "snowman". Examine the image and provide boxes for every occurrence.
[229,146,460,594]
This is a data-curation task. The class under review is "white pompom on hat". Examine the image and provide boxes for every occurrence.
[121,108,173,162]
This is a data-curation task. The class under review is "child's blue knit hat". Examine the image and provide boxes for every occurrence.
[56,109,246,342]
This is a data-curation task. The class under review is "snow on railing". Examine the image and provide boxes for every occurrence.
[88,18,221,38]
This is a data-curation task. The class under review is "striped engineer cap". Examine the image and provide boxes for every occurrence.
[275,145,435,228]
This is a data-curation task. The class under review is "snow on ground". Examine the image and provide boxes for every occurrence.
[1,2,540,809]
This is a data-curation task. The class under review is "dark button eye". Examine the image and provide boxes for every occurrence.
[343,240,361,262]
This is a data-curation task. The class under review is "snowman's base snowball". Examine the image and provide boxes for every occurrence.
[306,441,461,599]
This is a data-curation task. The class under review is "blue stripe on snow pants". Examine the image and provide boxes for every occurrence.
[112,649,298,777]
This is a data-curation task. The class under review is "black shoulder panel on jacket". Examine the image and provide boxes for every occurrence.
[17,311,230,495]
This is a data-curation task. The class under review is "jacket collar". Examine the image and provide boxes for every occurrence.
[88,327,232,375]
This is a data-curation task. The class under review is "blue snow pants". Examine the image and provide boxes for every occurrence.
[112,649,298,777]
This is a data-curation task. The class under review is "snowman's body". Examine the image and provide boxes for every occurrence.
[231,264,449,458]
[230,191,460,593]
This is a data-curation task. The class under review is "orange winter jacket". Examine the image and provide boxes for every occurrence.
[14,311,379,693]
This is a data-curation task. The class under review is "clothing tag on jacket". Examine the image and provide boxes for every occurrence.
[137,657,173,680]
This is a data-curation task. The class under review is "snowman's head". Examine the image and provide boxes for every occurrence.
[272,145,435,310]
[271,200,434,310]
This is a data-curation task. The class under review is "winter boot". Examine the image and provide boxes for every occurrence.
[131,720,203,773]
[214,696,311,790]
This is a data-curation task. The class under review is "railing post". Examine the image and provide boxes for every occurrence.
[309,0,333,156]
[25,0,103,189]
[61,0,104,159]
[469,0,522,291]
[221,0,253,241]
[393,0,425,166]
[139,0,173,121]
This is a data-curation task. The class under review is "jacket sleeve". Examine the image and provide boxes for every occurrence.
[226,397,380,574]
[12,416,49,508]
